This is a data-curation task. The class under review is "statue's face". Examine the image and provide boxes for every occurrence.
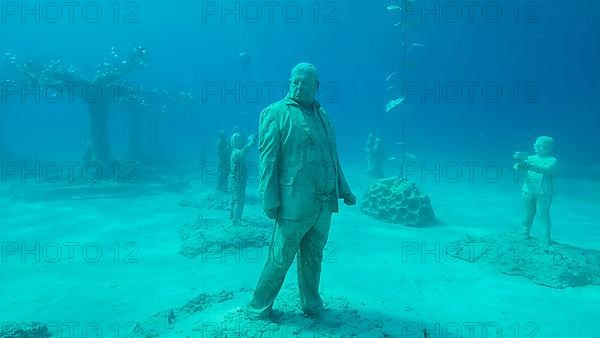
[534,137,553,155]
[231,133,244,149]
[289,68,318,106]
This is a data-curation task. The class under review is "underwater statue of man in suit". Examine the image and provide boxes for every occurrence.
[246,62,356,319]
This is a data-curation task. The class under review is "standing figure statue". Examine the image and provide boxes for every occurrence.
[365,133,376,173]
[247,62,356,320]
[365,133,386,178]
[197,141,208,172]
[513,136,557,246]
[229,132,256,224]
[216,130,231,192]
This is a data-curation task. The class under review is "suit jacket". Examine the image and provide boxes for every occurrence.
[258,96,352,220]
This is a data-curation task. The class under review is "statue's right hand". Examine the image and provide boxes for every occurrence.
[265,207,279,219]
[514,151,528,161]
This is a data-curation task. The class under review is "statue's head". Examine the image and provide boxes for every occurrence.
[288,62,319,107]
[231,132,244,149]
[534,136,554,155]
[217,130,227,142]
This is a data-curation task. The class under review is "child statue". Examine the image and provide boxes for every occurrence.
[365,133,386,178]
[513,136,557,246]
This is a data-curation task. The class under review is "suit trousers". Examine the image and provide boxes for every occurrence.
[248,198,332,317]
[229,183,247,221]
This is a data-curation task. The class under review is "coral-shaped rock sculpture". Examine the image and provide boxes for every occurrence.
[361,177,435,227]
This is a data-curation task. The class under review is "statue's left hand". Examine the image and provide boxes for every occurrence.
[343,193,357,206]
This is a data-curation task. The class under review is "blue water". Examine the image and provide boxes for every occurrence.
[2,0,597,166]
[1,1,599,337]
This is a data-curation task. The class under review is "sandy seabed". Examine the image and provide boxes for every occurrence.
[0,166,599,338]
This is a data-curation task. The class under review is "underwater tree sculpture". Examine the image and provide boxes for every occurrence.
[0,56,19,160]
[5,47,148,165]
[115,87,195,163]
